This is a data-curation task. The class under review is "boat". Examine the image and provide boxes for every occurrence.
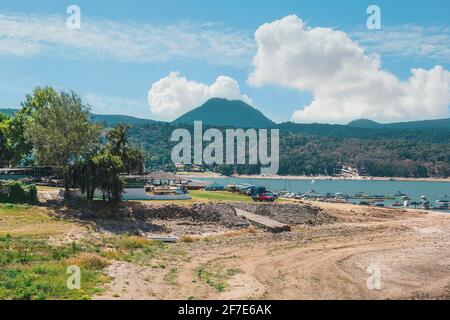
[393,191,407,197]
[182,179,209,190]
[235,183,254,194]
[392,201,402,207]
[353,194,395,200]
[435,200,449,210]
[146,185,179,195]
[204,183,225,191]
[410,201,421,208]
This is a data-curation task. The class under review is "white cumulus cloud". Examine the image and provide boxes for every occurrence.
[148,72,252,120]
[248,15,450,123]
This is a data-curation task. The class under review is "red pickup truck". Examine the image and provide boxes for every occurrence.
[252,192,277,202]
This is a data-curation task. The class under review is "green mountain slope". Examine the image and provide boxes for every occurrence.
[347,118,450,130]
[90,114,156,126]
[172,98,275,128]
[0,109,19,117]
[348,119,383,129]
[0,109,156,126]
[385,118,450,129]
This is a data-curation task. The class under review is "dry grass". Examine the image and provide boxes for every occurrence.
[204,227,257,241]
[99,248,127,261]
[117,236,155,249]
[0,205,78,237]
[66,253,110,270]
[180,227,257,243]
[36,186,62,192]
[180,235,203,243]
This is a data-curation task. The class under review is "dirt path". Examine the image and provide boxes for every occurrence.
[95,204,450,300]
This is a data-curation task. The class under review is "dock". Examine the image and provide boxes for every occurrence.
[234,208,291,233]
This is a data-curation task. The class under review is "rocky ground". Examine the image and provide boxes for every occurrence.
[49,201,334,237]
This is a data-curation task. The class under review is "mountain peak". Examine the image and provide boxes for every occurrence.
[172,98,275,128]
[347,118,382,128]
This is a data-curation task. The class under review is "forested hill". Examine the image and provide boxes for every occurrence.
[3,107,450,178]
[127,121,450,178]
[90,114,157,126]
[277,122,450,142]
[348,118,450,130]
[0,109,157,127]
[172,98,275,128]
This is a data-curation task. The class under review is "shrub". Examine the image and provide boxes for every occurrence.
[66,253,110,270]
[117,236,155,250]
[0,181,38,205]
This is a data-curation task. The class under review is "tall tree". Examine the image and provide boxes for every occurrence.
[7,87,59,166]
[25,90,101,200]
[0,113,10,165]
[106,124,146,174]
[91,151,124,204]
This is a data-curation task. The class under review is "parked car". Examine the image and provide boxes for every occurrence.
[252,192,277,202]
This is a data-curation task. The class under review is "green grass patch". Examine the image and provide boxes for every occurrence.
[196,266,242,292]
[0,205,77,238]
[163,268,178,286]
[0,235,108,300]
[0,203,32,211]
[189,190,254,203]
[99,236,167,264]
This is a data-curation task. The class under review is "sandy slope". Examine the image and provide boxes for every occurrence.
[95,203,450,300]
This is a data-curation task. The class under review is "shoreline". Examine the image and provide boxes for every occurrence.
[181,172,450,183]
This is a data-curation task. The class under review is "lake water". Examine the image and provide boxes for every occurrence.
[197,177,450,212]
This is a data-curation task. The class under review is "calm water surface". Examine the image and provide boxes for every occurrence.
[197,177,450,212]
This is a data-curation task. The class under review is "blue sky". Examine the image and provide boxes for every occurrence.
[0,0,449,123]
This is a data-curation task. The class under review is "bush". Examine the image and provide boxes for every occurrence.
[0,181,38,205]
[66,253,110,270]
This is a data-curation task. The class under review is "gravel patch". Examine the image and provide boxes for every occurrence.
[51,202,335,230]
[233,203,336,226]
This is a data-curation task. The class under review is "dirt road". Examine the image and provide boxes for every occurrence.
[94,203,450,300]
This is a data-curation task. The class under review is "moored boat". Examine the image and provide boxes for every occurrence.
[182,179,209,190]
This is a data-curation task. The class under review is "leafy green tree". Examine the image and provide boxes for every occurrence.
[124,146,146,174]
[70,150,124,203]
[71,125,145,204]
[6,87,60,166]
[25,90,101,200]
[0,113,10,164]
[91,151,124,203]
[70,151,99,202]
[106,124,146,174]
